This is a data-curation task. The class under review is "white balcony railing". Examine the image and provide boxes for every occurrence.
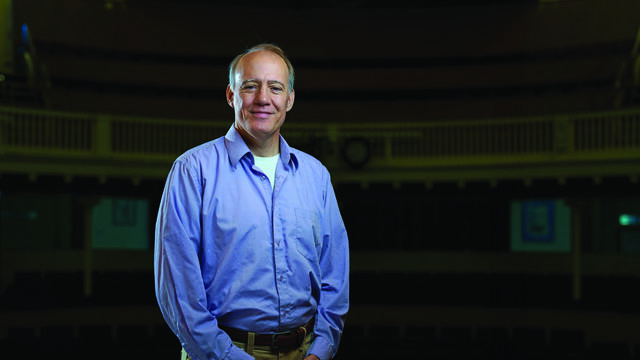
[1,105,640,182]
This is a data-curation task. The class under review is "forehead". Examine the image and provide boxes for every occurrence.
[235,51,289,83]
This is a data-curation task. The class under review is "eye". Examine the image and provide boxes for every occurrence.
[240,82,258,91]
[270,85,284,93]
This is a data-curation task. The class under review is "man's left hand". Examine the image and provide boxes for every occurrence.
[304,355,320,360]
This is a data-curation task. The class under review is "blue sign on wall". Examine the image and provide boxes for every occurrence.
[522,200,555,243]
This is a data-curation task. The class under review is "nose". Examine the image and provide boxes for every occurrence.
[255,84,270,105]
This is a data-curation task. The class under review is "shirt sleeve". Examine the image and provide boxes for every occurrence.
[154,159,252,360]
[307,171,350,360]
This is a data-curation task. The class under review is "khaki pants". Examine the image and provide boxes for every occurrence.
[181,332,313,360]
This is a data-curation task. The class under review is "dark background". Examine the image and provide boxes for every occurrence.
[1,0,640,359]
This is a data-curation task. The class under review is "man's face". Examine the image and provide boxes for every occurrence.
[227,50,295,146]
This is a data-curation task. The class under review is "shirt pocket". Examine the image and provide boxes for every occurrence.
[293,207,321,262]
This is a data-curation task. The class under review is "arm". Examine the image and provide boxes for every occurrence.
[307,172,350,360]
[154,159,252,360]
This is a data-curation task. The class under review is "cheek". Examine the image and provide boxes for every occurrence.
[235,95,245,108]
[280,97,292,111]
[235,97,251,115]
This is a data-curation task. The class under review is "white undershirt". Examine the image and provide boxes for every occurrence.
[253,153,279,190]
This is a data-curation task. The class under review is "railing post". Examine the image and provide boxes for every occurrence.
[553,116,573,154]
[95,114,111,156]
[385,134,393,162]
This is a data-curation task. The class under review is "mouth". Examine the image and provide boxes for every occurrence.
[251,111,274,119]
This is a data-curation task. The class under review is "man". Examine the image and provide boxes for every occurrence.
[154,43,349,360]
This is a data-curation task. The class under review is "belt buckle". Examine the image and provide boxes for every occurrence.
[271,330,291,350]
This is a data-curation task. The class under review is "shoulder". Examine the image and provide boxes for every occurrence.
[176,137,224,162]
[289,147,331,181]
[174,136,226,167]
[291,147,325,168]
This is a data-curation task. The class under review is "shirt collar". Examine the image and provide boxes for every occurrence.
[224,125,299,171]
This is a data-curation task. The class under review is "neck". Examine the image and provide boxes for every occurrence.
[235,125,280,157]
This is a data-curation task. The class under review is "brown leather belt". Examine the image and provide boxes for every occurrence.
[221,318,314,350]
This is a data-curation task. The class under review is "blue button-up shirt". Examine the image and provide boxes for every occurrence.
[154,125,349,360]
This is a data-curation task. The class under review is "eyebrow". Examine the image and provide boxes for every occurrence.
[241,79,286,88]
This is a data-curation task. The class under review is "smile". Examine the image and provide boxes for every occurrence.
[251,111,274,118]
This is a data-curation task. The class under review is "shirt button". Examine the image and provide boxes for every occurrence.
[279,275,284,281]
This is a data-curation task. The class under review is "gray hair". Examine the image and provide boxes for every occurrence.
[228,43,295,93]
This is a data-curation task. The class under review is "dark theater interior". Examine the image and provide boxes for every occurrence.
[1,0,640,358]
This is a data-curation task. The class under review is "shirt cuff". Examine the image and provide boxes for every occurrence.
[307,336,333,360]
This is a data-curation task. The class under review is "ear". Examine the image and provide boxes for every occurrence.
[226,84,234,108]
[286,89,295,112]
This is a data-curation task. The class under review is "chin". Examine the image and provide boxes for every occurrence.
[251,119,284,132]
